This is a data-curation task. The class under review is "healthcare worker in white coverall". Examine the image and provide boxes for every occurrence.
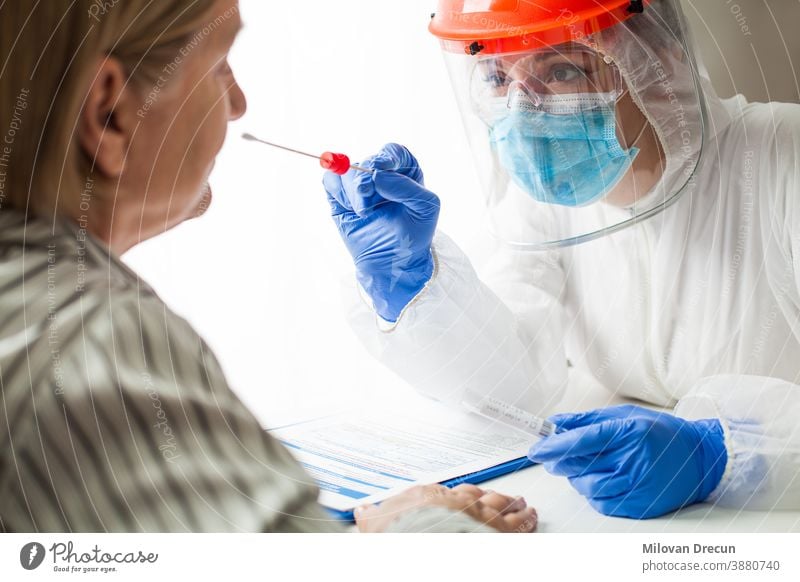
[323,0,800,519]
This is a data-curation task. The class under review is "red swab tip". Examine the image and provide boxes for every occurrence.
[320,152,351,175]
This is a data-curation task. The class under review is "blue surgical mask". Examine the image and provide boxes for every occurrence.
[488,94,639,207]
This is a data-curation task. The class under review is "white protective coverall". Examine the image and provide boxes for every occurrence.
[344,2,800,511]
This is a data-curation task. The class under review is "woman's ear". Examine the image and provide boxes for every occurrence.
[78,56,136,178]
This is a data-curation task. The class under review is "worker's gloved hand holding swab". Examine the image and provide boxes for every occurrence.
[322,143,440,323]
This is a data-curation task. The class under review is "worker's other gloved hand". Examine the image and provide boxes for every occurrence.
[527,405,728,519]
[324,144,440,322]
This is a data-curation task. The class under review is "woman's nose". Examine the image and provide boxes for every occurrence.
[228,79,247,121]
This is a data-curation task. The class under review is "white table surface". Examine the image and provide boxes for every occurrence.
[481,368,800,533]
[482,464,800,533]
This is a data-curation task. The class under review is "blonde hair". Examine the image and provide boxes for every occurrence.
[0,0,218,217]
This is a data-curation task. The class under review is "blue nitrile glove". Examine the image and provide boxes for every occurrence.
[323,144,440,322]
[527,405,727,519]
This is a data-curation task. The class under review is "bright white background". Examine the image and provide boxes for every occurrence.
[124,0,487,428]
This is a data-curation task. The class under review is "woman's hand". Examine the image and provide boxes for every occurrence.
[354,483,537,533]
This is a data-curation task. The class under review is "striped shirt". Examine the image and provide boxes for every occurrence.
[0,210,485,533]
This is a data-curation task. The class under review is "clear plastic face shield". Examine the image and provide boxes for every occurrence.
[440,0,706,250]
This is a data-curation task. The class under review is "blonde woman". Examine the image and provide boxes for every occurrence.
[0,0,536,533]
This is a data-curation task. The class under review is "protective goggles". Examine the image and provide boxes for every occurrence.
[469,44,623,122]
